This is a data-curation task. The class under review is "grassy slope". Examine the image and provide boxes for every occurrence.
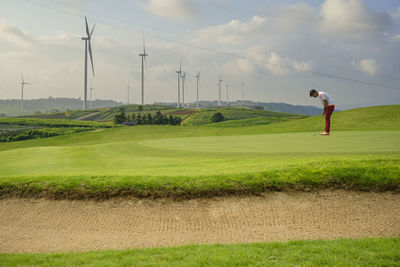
[1,238,399,267]
[0,105,399,198]
[183,107,304,126]
[21,105,181,121]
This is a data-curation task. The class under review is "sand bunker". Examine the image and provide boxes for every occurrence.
[1,190,399,253]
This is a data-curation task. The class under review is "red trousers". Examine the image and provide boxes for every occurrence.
[325,105,335,133]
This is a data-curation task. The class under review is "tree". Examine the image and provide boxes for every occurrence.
[113,108,127,125]
[154,111,163,124]
[168,115,175,125]
[147,113,153,124]
[138,105,143,111]
[211,112,224,123]
[135,113,142,124]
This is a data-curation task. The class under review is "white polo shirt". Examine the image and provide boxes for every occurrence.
[318,91,334,106]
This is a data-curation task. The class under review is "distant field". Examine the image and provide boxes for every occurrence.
[0,117,112,128]
[0,105,398,198]
[1,238,399,267]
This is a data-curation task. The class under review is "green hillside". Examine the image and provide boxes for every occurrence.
[182,107,304,126]
[243,105,400,133]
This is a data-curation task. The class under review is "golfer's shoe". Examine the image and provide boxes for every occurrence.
[320,132,330,136]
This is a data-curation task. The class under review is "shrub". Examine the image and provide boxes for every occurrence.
[211,112,224,123]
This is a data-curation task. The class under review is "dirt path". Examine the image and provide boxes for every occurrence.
[1,190,399,253]
[74,112,101,121]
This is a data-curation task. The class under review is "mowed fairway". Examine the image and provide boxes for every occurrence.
[0,131,398,177]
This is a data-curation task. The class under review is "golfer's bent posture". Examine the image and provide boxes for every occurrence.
[309,89,335,135]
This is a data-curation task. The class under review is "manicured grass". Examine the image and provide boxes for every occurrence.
[1,238,399,267]
[0,106,398,198]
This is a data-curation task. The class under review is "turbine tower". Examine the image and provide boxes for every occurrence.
[241,81,244,106]
[20,74,31,110]
[217,76,223,106]
[89,83,95,109]
[195,71,201,109]
[181,71,186,108]
[81,16,95,110]
[176,59,182,108]
[139,36,148,105]
[127,82,130,105]
[226,83,229,106]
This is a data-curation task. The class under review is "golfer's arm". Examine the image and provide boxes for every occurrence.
[322,100,328,114]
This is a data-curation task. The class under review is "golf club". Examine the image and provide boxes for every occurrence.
[312,114,324,136]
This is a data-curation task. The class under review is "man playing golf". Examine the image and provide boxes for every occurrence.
[309,89,335,135]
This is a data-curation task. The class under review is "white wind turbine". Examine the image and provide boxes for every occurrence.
[81,16,95,110]
[241,81,244,106]
[127,82,130,105]
[217,76,223,106]
[20,74,31,110]
[176,59,182,108]
[195,71,201,109]
[89,82,95,109]
[139,36,148,105]
[226,83,229,106]
[181,71,187,108]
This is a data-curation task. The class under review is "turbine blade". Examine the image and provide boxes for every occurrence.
[89,24,96,38]
[21,73,24,83]
[143,34,146,54]
[88,40,95,76]
[179,58,182,72]
[85,16,90,37]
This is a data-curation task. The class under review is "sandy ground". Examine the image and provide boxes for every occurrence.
[1,190,399,253]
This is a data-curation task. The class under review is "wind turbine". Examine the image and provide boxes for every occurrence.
[127,82,130,105]
[89,82,95,109]
[225,83,229,106]
[241,81,244,106]
[217,76,223,106]
[181,71,186,108]
[195,71,201,109]
[20,74,31,110]
[81,16,95,110]
[139,36,148,105]
[176,59,182,108]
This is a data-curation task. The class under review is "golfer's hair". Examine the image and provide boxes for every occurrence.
[309,89,318,97]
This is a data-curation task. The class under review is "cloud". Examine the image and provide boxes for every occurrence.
[144,0,196,21]
[68,0,91,10]
[192,15,268,47]
[320,0,392,38]
[392,34,400,41]
[352,58,378,75]
[221,58,255,76]
[265,53,313,76]
[0,21,35,47]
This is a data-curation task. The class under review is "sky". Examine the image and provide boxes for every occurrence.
[0,0,399,109]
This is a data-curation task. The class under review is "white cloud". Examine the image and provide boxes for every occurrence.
[266,53,313,76]
[68,0,91,10]
[0,21,35,47]
[193,16,267,46]
[352,58,378,75]
[392,34,400,41]
[144,0,196,21]
[221,58,255,76]
[320,0,392,38]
